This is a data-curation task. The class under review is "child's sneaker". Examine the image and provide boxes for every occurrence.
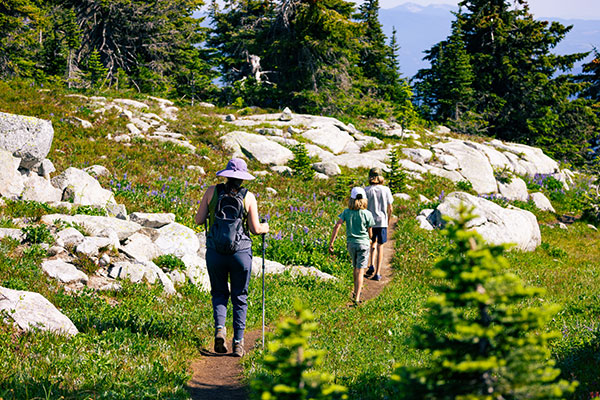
[372,274,381,281]
[232,339,245,357]
[214,327,227,354]
[364,266,375,277]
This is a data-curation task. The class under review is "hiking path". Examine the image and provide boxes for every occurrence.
[186,219,397,399]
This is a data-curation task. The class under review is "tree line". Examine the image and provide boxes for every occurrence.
[1,0,599,166]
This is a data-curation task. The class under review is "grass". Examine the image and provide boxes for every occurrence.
[0,79,599,399]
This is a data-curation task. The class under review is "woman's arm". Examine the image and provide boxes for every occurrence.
[246,191,269,235]
[194,185,215,226]
[329,218,343,254]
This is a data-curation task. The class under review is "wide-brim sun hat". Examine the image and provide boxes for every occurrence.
[350,186,366,199]
[216,158,255,180]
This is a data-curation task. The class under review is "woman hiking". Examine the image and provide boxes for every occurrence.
[195,158,269,357]
[329,187,375,304]
[364,167,394,281]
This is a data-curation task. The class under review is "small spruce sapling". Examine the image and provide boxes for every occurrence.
[289,144,315,181]
[392,204,577,399]
[386,148,406,194]
[251,301,348,400]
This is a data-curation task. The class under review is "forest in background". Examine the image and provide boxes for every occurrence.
[1,0,599,167]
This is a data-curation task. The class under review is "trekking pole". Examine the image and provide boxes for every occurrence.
[261,218,267,349]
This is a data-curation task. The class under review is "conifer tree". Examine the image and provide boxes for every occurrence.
[393,205,577,399]
[0,0,43,77]
[85,49,107,88]
[251,301,348,400]
[415,20,474,123]
[417,0,597,164]
[580,48,600,102]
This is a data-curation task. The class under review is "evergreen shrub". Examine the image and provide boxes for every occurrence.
[251,301,348,400]
[392,205,577,399]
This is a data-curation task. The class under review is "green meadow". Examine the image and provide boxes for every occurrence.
[0,81,599,399]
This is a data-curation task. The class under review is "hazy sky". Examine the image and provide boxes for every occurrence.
[380,0,600,20]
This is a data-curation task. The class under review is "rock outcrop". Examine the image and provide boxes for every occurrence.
[0,111,54,169]
[424,192,542,252]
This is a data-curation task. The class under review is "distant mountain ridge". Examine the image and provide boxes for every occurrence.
[380,3,599,78]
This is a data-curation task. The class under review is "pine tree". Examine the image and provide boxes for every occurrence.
[386,148,406,194]
[393,205,577,399]
[417,0,597,164]
[85,49,107,88]
[415,20,474,123]
[289,144,315,181]
[580,48,600,102]
[251,301,348,400]
[0,0,43,77]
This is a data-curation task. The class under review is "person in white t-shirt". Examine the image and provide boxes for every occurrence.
[364,167,393,281]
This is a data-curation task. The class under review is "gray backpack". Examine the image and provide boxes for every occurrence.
[209,184,248,255]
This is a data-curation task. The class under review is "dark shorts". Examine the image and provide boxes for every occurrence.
[371,227,388,244]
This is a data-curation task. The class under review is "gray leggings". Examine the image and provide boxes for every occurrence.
[206,247,252,341]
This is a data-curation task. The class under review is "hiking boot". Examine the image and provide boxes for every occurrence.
[214,327,228,354]
[372,274,381,281]
[364,266,375,277]
[232,339,245,357]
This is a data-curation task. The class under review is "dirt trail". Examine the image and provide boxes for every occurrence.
[186,220,397,399]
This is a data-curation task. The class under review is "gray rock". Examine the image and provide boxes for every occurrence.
[143,261,176,295]
[266,187,278,196]
[168,270,187,285]
[105,203,128,220]
[154,222,200,258]
[221,131,294,165]
[187,165,206,174]
[331,149,389,170]
[0,286,78,336]
[0,112,54,169]
[41,260,88,284]
[304,144,335,162]
[121,232,162,262]
[270,166,293,176]
[198,102,215,108]
[314,172,329,180]
[416,215,435,230]
[588,224,598,231]
[402,148,433,164]
[146,135,196,152]
[130,212,175,229]
[76,236,117,257]
[52,167,116,206]
[529,192,555,213]
[21,172,62,203]
[429,191,541,251]
[130,118,151,133]
[0,149,24,199]
[497,177,528,202]
[419,194,431,204]
[250,258,335,281]
[302,126,354,154]
[433,141,497,194]
[279,107,293,121]
[70,117,92,129]
[38,159,56,179]
[312,162,341,177]
[113,98,149,110]
[0,228,24,242]
[399,159,429,174]
[257,127,285,136]
[55,227,85,248]
[558,223,568,230]
[108,261,146,283]
[42,214,142,241]
[84,165,112,178]
[394,193,412,201]
[225,114,236,122]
